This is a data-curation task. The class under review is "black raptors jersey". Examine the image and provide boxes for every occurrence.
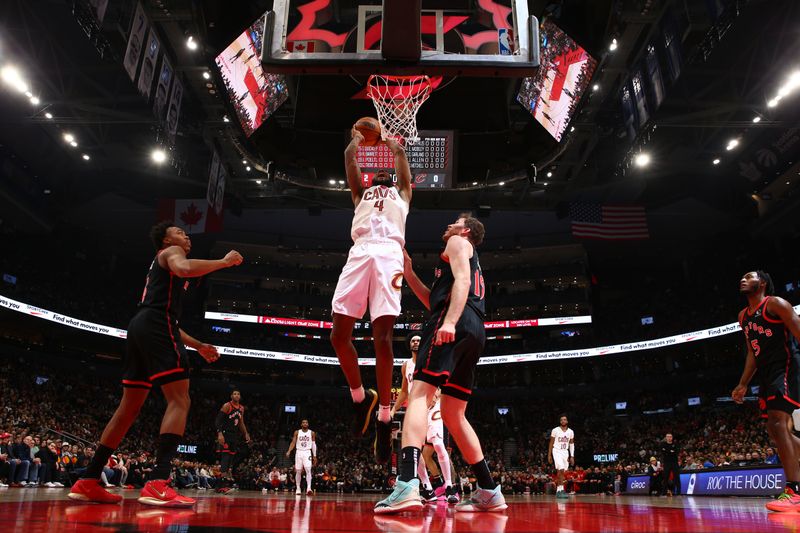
[221,402,244,435]
[740,297,800,385]
[430,243,486,319]
[138,251,186,322]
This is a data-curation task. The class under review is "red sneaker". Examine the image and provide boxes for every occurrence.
[138,480,195,508]
[68,478,123,504]
[766,487,800,513]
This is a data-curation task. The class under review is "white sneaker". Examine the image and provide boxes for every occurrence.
[53,482,64,488]
[0,482,8,488]
[19,481,27,487]
[45,482,55,488]
[104,483,115,488]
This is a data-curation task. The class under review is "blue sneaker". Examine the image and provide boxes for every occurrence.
[556,490,569,499]
[374,479,424,514]
[455,485,507,512]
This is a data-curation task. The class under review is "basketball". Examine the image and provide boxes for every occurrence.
[354,116,382,146]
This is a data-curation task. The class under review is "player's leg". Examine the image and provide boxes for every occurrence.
[69,386,149,503]
[331,313,378,437]
[304,455,313,494]
[138,378,195,507]
[440,327,506,512]
[371,315,396,421]
[765,407,800,511]
[422,445,441,478]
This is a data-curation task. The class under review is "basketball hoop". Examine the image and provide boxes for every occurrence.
[366,75,432,145]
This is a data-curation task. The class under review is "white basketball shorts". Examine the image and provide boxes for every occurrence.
[295,450,312,470]
[553,452,570,471]
[332,238,403,320]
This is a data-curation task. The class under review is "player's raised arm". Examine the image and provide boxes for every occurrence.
[162,245,242,278]
[344,128,366,206]
[385,138,412,204]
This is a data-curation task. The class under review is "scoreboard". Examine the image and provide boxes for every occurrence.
[355,130,455,189]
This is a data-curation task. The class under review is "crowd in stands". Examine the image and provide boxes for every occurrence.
[0,346,776,495]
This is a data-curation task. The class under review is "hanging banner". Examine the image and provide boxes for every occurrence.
[213,164,226,216]
[153,55,173,122]
[137,30,160,99]
[123,2,148,81]
[166,76,184,141]
[207,150,221,210]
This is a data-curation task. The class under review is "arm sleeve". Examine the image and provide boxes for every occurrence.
[311,442,317,456]
[215,410,227,432]
[569,443,575,457]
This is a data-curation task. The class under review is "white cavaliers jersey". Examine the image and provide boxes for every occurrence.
[296,429,313,452]
[551,427,574,453]
[351,185,408,246]
[404,358,415,394]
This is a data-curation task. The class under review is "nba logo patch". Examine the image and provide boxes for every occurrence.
[498,28,514,56]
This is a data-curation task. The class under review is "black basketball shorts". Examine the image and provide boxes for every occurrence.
[122,309,190,390]
[413,305,486,401]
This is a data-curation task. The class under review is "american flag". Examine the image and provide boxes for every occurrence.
[569,203,649,240]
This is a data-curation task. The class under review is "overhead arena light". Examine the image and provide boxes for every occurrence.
[202,71,211,80]
[547,171,553,178]
[713,158,720,165]
[592,84,599,92]
[1,65,29,93]
[29,96,40,105]
[752,116,761,123]
[246,166,251,172]
[609,38,618,52]
[151,148,167,163]
[498,181,505,186]
[726,139,739,151]
[69,141,78,148]
[44,112,53,119]
[82,154,90,161]
[186,36,198,51]
[63,133,75,143]
[634,153,651,167]
[255,179,262,185]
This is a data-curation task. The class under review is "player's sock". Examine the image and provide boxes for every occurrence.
[377,404,391,423]
[787,481,800,492]
[350,386,365,403]
[83,444,115,479]
[150,433,182,480]
[470,459,497,490]
[296,470,302,490]
[418,460,433,490]
[399,446,420,482]
[305,467,313,491]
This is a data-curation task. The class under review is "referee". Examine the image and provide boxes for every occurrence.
[660,433,681,496]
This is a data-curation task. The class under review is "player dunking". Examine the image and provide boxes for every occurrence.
[391,337,458,504]
[732,270,800,512]
[68,222,242,506]
[548,415,574,499]
[285,419,317,495]
[215,390,251,493]
[376,214,506,514]
[330,128,412,464]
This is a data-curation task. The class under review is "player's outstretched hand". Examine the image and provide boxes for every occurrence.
[351,127,365,145]
[223,250,243,267]
[434,323,456,345]
[731,384,747,404]
[198,343,220,363]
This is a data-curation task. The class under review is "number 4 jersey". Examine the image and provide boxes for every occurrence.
[350,185,409,247]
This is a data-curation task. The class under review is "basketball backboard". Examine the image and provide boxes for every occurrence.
[261,0,539,77]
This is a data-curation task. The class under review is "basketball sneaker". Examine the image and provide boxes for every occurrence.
[68,478,123,504]
[446,485,460,504]
[138,480,195,507]
[353,389,378,437]
[374,418,392,464]
[556,489,569,500]
[766,487,800,512]
[306,489,313,496]
[374,479,424,514]
[455,485,507,512]
[420,487,437,503]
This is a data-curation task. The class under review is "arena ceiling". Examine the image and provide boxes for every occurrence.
[0,0,798,248]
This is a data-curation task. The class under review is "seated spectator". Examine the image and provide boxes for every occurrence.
[0,432,11,487]
[647,457,662,496]
[764,447,779,465]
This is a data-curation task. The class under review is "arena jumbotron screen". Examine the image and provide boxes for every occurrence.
[356,130,455,189]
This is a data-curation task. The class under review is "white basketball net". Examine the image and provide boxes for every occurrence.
[366,75,432,145]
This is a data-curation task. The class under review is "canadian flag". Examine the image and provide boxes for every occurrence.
[157,198,223,234]
[288,41,316,53]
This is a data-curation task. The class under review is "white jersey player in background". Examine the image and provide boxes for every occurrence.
[286,419,317,496]
[548,415,574,499]
[391,335,458,504]
[330,127,412,466]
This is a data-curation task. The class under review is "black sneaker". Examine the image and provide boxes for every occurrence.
[420,487,437,503]
[446,485,460,504]
[374,418,392,464]
[352,388,378,437]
